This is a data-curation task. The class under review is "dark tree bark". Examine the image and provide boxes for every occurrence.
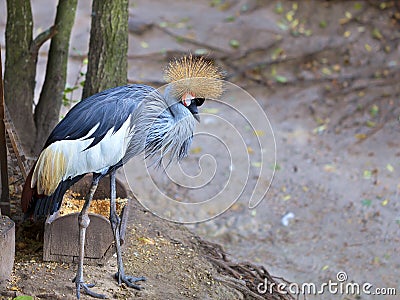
[4,0,37,154]
[4,0,128,155]
[33,0,78,154]
[4,0,76,155]
[82,0,129,99]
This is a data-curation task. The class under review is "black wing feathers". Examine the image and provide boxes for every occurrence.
[30,175,84,219]
[44,85,156,149]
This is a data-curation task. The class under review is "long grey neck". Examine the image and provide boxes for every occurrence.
[124,87,196,166]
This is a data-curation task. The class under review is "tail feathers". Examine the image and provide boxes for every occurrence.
[21,164,36,213]
[22,172,84,220]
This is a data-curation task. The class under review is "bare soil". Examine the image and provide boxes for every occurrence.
[0,199,247,300]
[1,0,400,299]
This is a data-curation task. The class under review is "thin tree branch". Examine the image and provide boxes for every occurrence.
[30,25,58,56]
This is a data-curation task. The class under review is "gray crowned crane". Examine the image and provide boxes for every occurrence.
[21,55,223,299]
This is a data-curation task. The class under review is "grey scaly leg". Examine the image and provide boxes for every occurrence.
[109,170,145,289]
[73,174,106,299]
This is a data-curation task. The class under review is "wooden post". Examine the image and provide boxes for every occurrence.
[0,48,10,216]
[0,48,14,284]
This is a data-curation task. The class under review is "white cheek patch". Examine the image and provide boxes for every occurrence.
[182,92,195,107]
[183,99,192,107]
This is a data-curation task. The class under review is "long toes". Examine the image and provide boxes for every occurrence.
[126,275,146,283]
[122,279,143,290]
[82,285,107,299]
[114,272,146,282]
[77,282,107,299]
[114,273,145,290]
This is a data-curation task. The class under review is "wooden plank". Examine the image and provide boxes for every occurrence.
[44,212,115,265]
[4,109,28,179]
[0,49,10,216]
[43,176,130,265]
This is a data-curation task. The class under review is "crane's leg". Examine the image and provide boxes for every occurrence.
[73,174,106,299]
[109,170,145,289]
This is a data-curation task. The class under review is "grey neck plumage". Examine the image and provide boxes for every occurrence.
[124,86,196,167]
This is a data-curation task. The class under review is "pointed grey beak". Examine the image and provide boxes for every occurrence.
[193,113,200,123]
[187,100,200,122]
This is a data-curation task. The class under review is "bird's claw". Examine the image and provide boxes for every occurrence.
[114,272,146,290]
[73,277,107,299]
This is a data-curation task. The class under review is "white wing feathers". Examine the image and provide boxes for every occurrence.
[31,118,132,195]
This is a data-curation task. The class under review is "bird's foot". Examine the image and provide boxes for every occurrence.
[73,276,107,299]
[114,272,146,290]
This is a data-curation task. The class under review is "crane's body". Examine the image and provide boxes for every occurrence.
[22,84,196,218]
[21,56,223,299]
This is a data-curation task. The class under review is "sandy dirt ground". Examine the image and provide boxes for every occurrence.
[1,0,400,299]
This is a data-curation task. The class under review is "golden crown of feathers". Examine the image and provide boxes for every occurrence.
[164,55,224,99]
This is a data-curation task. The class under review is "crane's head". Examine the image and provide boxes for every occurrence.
[164,55,223,122]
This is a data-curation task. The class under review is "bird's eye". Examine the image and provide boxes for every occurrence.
[182,99,192,107]
[195,98,205,107]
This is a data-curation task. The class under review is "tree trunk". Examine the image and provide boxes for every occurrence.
[4,0,57,156]
[82,0,129,99]
[4,0,36,155]
[33,0,78,154]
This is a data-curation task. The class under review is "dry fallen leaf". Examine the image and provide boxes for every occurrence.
[344,30,351,38]
[138,237,155,245]
[254,130,265,137]
[202,108,219,114]
[355,133,367,140]
[381,199,389,206]
[386,163,394,172]
[190,147,202,154]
